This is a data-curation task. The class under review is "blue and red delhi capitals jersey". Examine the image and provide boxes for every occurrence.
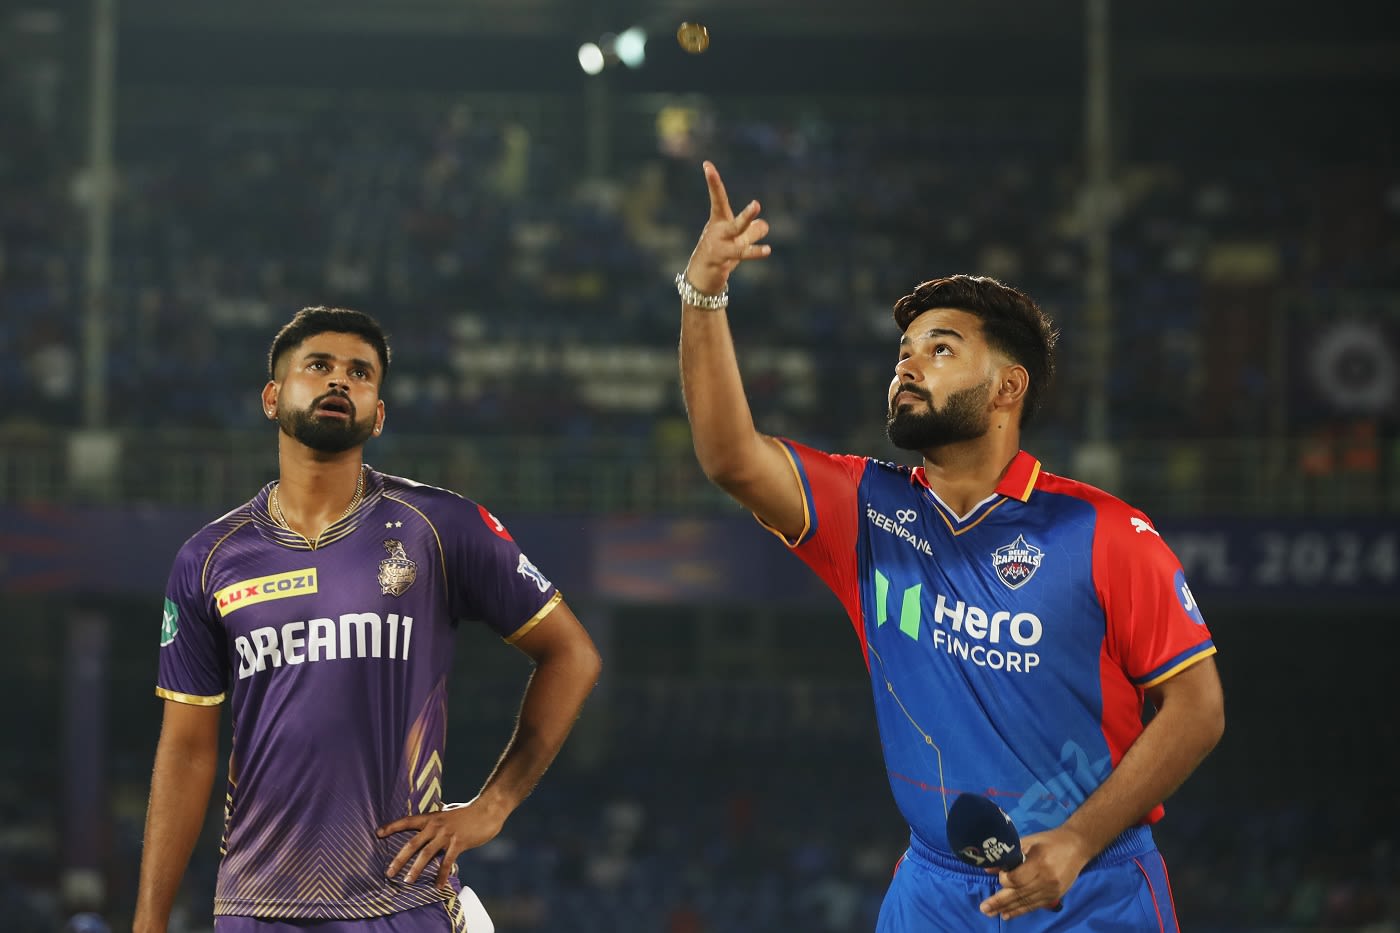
[762,440,1216,855]
[156,468,560,920]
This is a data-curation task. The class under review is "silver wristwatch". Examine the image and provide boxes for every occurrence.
[675,271,729,310]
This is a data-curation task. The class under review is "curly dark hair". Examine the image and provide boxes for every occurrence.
[267,306,391,382]
[892,275,1058,427]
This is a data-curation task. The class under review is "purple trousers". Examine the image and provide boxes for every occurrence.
[214,898,485,933]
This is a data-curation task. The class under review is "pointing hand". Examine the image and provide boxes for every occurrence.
[682,161,773,298]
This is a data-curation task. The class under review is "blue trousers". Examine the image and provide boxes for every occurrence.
[877,826,1180,932]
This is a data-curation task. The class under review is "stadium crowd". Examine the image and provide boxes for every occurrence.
[4,84,1397,452]
[2,71,1398,931]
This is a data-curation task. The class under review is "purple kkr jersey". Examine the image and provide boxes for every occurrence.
[156,468,561,920]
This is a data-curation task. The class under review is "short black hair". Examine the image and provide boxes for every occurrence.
[892,275,1058,427]
[267,306,391,382]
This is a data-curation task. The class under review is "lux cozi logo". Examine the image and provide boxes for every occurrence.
[214,569,318,616]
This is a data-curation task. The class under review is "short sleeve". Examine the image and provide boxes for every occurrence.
[761,438,868,628]
[449,502,561,643]
[156,542,229,705]
[1093,507,1217,688]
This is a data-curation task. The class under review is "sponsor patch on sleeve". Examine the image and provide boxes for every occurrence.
[160,598,179,646]
[1173,568,1206,625]
[478,504,514,541]
[516,554,551,593]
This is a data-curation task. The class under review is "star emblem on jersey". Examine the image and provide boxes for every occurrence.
[991,534,1044,590]
[378,539,418,596]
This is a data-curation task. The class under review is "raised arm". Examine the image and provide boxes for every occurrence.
[679,161,806,538]
[134,700,222,933]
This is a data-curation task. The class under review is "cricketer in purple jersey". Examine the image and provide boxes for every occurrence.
[157,468,560,920]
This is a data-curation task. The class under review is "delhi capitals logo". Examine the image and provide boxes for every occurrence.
[991,534,1043,590]
[378,539,418,596]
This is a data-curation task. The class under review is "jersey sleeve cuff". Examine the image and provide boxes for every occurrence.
[751,438,818,548]
[504,591,563,644]
[155,686,226,706]
[1135,642,1217,688]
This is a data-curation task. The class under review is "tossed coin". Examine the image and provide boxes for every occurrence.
[676,22,710,54]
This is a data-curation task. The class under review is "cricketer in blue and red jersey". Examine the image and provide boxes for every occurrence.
[135,307,601,933]
[677,161,1224,931]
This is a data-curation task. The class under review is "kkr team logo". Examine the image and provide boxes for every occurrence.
[378,539,418,596]
[991,534,1043,590]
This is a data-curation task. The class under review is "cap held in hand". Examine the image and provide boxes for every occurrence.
[946,792,1064,912]
[946,792,1024,870]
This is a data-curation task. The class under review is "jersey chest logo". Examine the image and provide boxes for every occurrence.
[214,568,319,616]
[865,502,934,557]
[378,539,418,596]
[991,534,1043,590]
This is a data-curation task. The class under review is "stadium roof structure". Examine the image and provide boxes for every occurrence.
[116,0,1069,38]
[99,0,1396,91]
[7,0,1395,132]
[110,0,1389,46]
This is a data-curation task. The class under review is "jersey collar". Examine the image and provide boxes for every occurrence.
[995,450,1042,502]
[910,450,1042,503]
[251,466,384,550]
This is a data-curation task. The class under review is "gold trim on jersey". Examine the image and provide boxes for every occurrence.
[753,437,813,548]
[1018,461,1042,502]
[444,897,469,933]
[202,519,253,592]
[930,497,1008,537]
[400,677,448,822]
[911,451,1042,530]
[258,466,382,551]
[867,640,950,823]
[415,750,444,813]
[264,519,361,552]
[1139,645,1218,688]
[505,590,563,644]
[155,686,226,706]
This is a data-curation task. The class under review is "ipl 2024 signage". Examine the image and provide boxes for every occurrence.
[0,508,1393,606]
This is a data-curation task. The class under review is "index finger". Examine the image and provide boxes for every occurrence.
[377,815,427,837]
[703,160,733,221]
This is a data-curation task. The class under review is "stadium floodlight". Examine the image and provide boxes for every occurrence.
[616,27,646,68]
[577,42,605,75]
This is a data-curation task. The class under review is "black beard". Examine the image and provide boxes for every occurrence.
[279,396,375,453]
[885,379,992,451]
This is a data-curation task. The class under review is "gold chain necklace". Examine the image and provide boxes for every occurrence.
[269,466,365,532]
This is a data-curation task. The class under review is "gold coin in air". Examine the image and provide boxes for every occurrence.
[676,22,710,54]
